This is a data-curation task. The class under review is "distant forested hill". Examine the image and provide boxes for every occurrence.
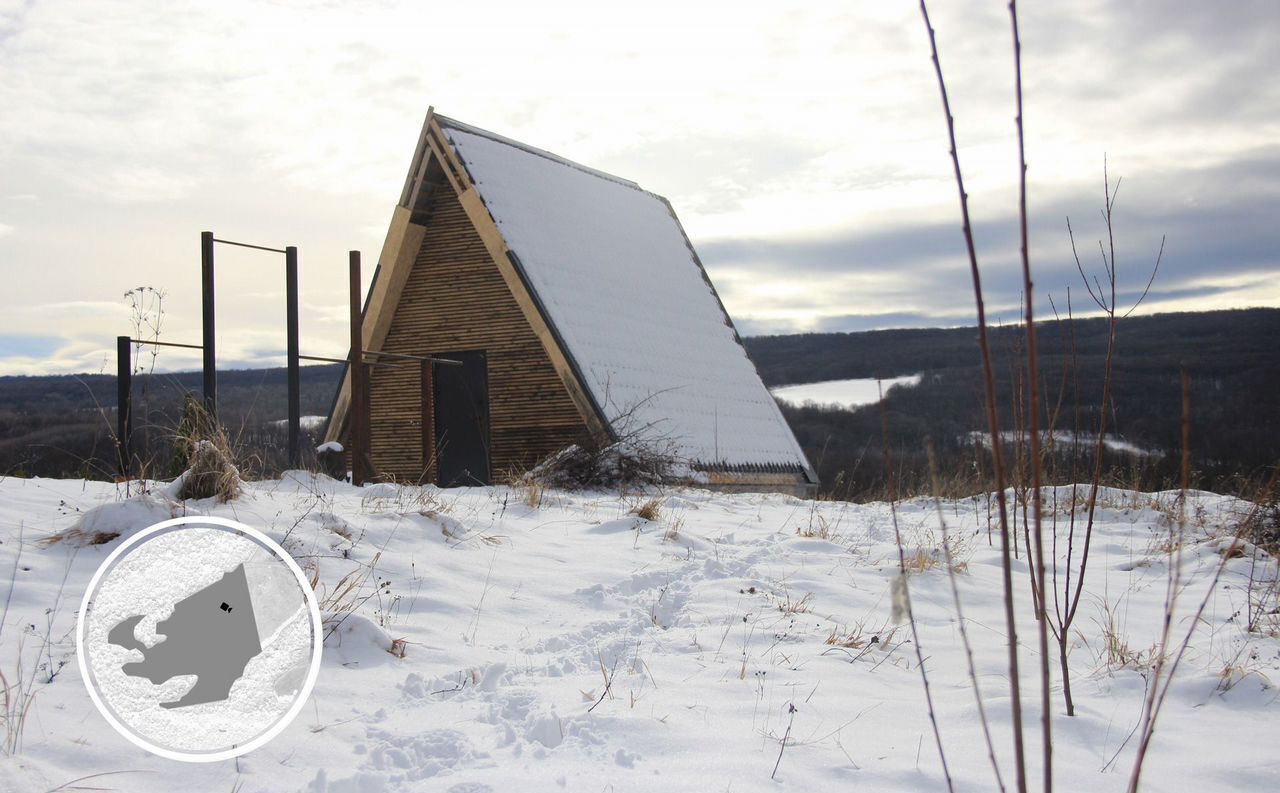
[743,308,1280,388]
[0,308,1276,495]
[744,308,1280,495]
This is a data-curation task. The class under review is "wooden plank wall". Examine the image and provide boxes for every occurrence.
[368,187,588,483]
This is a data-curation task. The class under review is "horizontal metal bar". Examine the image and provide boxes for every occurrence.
[128,338,204,351]
[299,353,400,369]
[123,345,400,370]
[362,349,462,366]
[212,238,288,255]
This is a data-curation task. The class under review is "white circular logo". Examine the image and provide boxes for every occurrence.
[76,516,323,762]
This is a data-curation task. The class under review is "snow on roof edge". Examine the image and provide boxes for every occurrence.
[650,194,817,484]
[436,115,642,192]
[440,117,817,484]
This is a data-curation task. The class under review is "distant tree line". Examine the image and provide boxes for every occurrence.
[0,308,1275,498]
[0,365,342,480]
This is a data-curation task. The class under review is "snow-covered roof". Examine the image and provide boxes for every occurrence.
[438,116,813,477]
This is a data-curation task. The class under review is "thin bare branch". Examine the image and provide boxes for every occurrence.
[919,3,1025,789]
[1122,235,1165,318]
[1009,3,1053,789]
[1068,218,1108,312]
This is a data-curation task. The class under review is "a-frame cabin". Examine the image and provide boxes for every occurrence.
[324,110,816,495]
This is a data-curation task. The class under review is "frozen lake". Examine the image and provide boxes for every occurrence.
[771,374,922,409]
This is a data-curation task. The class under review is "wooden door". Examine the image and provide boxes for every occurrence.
[432,350,490,486]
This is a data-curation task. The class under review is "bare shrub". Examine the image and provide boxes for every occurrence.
[527,437,677,491]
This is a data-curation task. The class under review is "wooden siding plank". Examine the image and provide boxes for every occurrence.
[366,186,589,482]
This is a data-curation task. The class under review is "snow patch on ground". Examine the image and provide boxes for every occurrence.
[0,475,1275,792]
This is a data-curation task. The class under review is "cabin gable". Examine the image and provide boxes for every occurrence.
[366,185,589,483]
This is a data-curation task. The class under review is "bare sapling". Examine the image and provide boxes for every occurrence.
[919,3,1027,789]
[1053,164,1164,718]
[1047,291,1088,717]
[1008,5,1053,790]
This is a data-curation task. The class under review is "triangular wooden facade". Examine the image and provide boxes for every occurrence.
[326,110,816,493]
[324,110,606,483]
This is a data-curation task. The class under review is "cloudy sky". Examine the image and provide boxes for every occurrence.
[0,0,1276,375]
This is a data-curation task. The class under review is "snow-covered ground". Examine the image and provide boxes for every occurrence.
[772,375,922,409]
[1,475,1276,792]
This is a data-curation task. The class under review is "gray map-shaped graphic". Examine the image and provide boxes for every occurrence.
[107,563,263,709]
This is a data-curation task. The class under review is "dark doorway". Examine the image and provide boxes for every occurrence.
[433,350,490,487]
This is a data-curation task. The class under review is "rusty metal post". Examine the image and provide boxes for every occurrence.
[349,251,366,485]
[116,336,133,478]
[201,231,216,417]
[285,245,300,467]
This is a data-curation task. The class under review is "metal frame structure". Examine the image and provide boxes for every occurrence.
[114,234,458,485]
[201,231,301,464]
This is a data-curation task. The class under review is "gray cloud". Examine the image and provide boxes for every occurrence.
[0,1,1276,372]
[704,146,1280,332]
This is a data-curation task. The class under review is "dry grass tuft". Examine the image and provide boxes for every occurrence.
[176,439,241,501]
[822,621,901,666]
[317,552,382,638]
[1092,602,1159,675]
[159,394,242,502]
[796,513,835,540]
[776,590,813,615]
[520,480,546,509]
[900,527,972,575]
[905,548,941,573]
[37,528,121,549]
[662,514,684,543]
[630,497,663,522]
[825,623,896,650]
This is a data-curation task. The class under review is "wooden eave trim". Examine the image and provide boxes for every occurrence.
[399,107,435,209]
[424,134,465,197]
[324,204,429,443]
[428,118,613,443]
